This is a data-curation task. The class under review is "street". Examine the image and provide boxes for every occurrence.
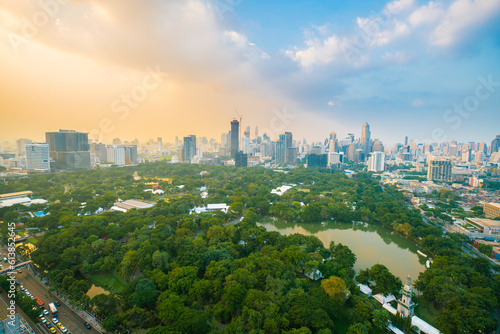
[15,270,101,334]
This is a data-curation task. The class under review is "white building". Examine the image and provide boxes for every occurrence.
[368,151,385,172]
[107,145,126,166]
[25,143,50,171]
[190,203,229,214]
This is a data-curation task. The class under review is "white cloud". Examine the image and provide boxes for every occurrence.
[431,0,500,47]
[290,35,344,67]
[224,30,250,48]
[328,101,336,106]
[386,0,415,14]
[409,1,445,27]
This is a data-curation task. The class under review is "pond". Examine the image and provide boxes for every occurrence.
[257,217,427,280]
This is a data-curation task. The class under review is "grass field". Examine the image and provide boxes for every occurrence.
[89,272,128,294]
[27,237,38,245]
[414,297,441,326]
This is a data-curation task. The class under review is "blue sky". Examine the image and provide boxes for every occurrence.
[223,0,500,144]
[1,0,500,145]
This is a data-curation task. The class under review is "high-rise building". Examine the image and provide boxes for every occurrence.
[372,139,384,152]
[45,130,91,170]
[16,138,32,157]
[113,138,122,145]
[427,158,452,182]
[276,132,294,164]
[183,135,197,162]
[361,122,371,160]
[25,143,50,171]
[235,151,247,167]
[125,145,138,164]
[307,154,328,168]
[230,120,239,158]
[367,152,385,172]
[478,142,488,155]
[490,135,500,155]
[107,145,126,166]
[90,143,107,162]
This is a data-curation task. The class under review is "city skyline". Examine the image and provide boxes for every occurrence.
[1,0,500,144]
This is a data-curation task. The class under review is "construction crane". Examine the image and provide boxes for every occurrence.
[234,109,242,150]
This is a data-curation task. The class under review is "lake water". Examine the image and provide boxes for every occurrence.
[257,218,426,281]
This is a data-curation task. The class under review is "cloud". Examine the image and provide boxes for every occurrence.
[409,1,445,27]
[286,0,500,69]
[328,101,336,106]
[431,0,500,47]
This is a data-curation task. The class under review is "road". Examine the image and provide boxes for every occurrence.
[0,244,102,334]
[0,288,44,334]
[16,271,101,334]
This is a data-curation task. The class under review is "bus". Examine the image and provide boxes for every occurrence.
[48,302,57,316]
[35,297,44,308]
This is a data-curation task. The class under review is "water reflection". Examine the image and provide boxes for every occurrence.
[257,218,426,280]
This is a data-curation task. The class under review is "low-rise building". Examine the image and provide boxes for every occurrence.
[484,202,500,219]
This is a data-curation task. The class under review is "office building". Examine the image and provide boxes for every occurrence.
[361,122,371,160]
[491,135,500,155]
[45,130,91,170]
[90,143,107,162]
[25,143,50,171]
[183,135,197,162]
[484,203,500,219]
[372,139,384,152]
[367,151,385,172]
[307,154,328,168]
[107,145,126,166]
[276,132,294,164]
[235,151,247,167]
[16,138,32,157]
[230,120,239,158]
[427,158,452,182]
[125,145,138,164]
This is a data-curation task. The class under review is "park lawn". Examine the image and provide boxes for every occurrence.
[414,297,441,327]
[28,237,38,245]
[89,272,128,294]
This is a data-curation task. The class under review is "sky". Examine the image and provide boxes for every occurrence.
[1,0,500,146]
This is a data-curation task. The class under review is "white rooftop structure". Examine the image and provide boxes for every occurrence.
[358,284,372,296]
[383,303,398,315]
[411,316,441,334]
[271,185,293,196]
[388,324,405,334]
[190,203,229,214]
[110,199,154,213]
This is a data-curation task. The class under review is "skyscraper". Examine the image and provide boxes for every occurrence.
[361,122,371,160]
[183,135,197,162]
[327,131,338,166]
[276,132,294,164]
[367,152,385,172]
[25,143,50,171]
[490,135,500,155]
[45,130,91,170]
[230,120,239,158]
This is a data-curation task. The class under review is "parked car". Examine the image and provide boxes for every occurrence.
[84,322,92,330]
